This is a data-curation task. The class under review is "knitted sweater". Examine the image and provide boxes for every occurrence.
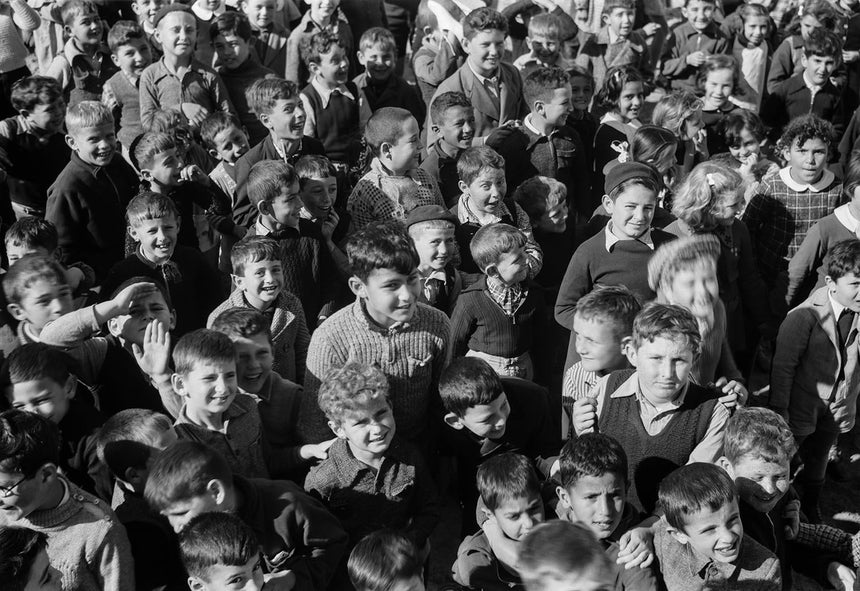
[298,300,450,444]
[102,70,142,149]
[0,0,40,74]
[0,478,134,591]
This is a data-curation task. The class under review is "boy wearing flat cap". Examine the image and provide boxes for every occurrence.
[556,161,676,371]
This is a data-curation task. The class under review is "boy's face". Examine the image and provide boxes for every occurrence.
[802,53,837,87]
[260,180,303,228]
[743,15,768,46]
[463,29,506,78]
[66,11,103,46]
[232,332,273,394]
[0,465,56,522]
[558,471,625,540]
[800,14,820,39]
[133,0,165,26]
[307,0,340,22]
[21,546,62,591]
[728,126,761,161]
[108,291,176,347]
[300,175,337,219]
[573,314,625,373]
[384,118,420,172]
[460,167,507,217]
[604,8,634,37]
[669,498,743,564]
[539,86,574,127]
[535,199,568,234]
[66,123,117,167]
[358,42,395,82]
[233,259,284,311]
[260,97,305,141]
[22,99,65,136]
[155,11,196,59]
[526,33,559,62]
[209,126,250,165]
[190,556,264,591]
[683,0,716,32]
[350,267,421,328]
[663,261,719,320]
[569,75,594,113]
[6,245,51,267]
[174,360,239,418]
[212,33,251,70]
[627,336,695,405]
[826,272,860,313]
[603,183,657,240]
[143,148,183,189]
[783,137,828,184]
[8,279,73,332]
[7,376,75,425]
[491,494,544,542]
[435,105,475,150]
[111,38,152,78]
[445,392,509,439]
[331,396,396,458]
[242,0,275,28]
[312,45,350,86]
[616,81,643,122]
[722,454,790,514]
[488,245,529,286]
[410,225,455,271]
[130,215,180,264]
[703,68,733,109]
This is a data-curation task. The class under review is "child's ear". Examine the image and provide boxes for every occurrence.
[128,224,140,243]
[327,420,346,439]
[379,141,393,161]
[307,61,321,77]
[63,374,76,400]
[483,263,499,278]
[525,35,534,50]
[110,53,121,68]
[256,199,271,217]
[664,518,690,546]
[206,478,229,506]
[106,316,122,337]
[64,24,72,38]
[64,134,78,152]
[206,147,220,161]
[601,194,614,215]
[458,179,469,194]
[171,373,187,397]
[6,303,27,323]
[167,309,177,332]
[123,466,145,490]
[357,50,366,66]
[625,342,638,368]
[533,99,546,117]
[717,456,736,478]
[258,112,272,130]
[231,274,246,292]
[619,335,632,357]
[36,463,59,485]
[443,411,465,430]
[348,276,368,299]
[431,123,440,135]
[139,168,154,183]
[556,485,572,508]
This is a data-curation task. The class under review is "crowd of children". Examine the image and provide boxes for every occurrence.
[5,0,860,590]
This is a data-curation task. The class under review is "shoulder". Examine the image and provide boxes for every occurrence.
[414,303,451,331]
[737,534,781,579]
[0,116,19,140]
[652,228,679,245]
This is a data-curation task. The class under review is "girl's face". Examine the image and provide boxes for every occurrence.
[743,15,769,46]
[616,81,644,122]
[703,68,734,110]
[715,190,745,225]
[663,261,720,321]
[728,126,762,161]
[800,14,821,40]
[681,108,704,141]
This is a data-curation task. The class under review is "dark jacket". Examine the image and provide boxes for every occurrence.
[762,74,845,145]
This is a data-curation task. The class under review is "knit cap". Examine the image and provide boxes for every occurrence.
[647,234,720,291]
[153,4,194,27]
[405,204,458,228]
[604,161,660,195]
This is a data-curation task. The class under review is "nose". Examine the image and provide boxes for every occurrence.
[463,119,474,133]
[596,494,612,517]
[50,297,65,314]
[170,516,187,534]
[520,512,535,532]
[759,478,777,495]
[214,375,230,394]
[263,270,275,283]
[397,284,414,302]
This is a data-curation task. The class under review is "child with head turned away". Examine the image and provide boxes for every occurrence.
[518,521,614,591]
[0,526,62,591]
[405,204,465,316]
[654,462,781,591]
[349,530,427,591]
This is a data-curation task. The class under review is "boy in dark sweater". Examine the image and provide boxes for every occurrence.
[46,101,139,281]
[422,91,475,207]
[660,0,729,91]
[102,21,152,154]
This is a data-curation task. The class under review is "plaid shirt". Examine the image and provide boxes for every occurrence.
[742,167,843,280]
[486,275,526,316]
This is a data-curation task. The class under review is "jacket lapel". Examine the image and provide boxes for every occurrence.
[461,66,500,122]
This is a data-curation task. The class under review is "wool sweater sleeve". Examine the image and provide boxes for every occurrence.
[770,308,815,412]
[138,68,159,130]
[94,519,136,591]
[787,221,826,309]
[10,0,39,30]
[298,327,346,444]
[449,294,479,359]
[554,242,595,330]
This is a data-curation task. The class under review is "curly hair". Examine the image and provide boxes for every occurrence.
[594,65,644,113]
[776,113,834,153]
[651,90,703,137]
[671,162,744,231]
[317,362,391,424]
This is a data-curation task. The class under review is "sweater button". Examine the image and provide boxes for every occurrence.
[74,494,84,501]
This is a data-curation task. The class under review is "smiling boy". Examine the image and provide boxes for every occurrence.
[423,91,475,206]
[102,21,152,152]
[660,0,729,91]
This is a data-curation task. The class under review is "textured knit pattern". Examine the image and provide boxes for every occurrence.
[0,1,40,73]
[661,22,729,91]
[298,301,450,444]
[101,71,141,149]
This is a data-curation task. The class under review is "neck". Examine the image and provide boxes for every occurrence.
[527,112,557,136]
[848,201,860,221]
[348,440,385,470]
[310,9,332,26]
[74,38,99,56]
[470,60,498,79]
[163,52,192,71]
[244,290,276,312]
[437,139,461,159]
[274,134,300,154]
[362,299,398,329]
[139,244,170,266]
[418,262,440,276]
[149,182,169,195]
[185,405,225,430]
[609,223,642,241]
[314,74,340,91]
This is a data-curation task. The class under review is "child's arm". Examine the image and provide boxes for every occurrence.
[319,211,350,278]
[766,39,794,95]
[299,91,317,138]
[94,519,136,591]
[769,309,814,419]
[413,32,459,87]
[9,0,40,30]
[133,319,183,418]
[660,29,697,79]
[786,222,826,310]
[448,296,478,360]
[345,179,382,232]
[554,247,593,330]
[297,330,346,444]
[139,70,159,131]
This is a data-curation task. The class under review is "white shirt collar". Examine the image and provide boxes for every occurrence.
[834,203,860,234]
[599,111,642,129]
[803,70,824,94]
[604,221,654,252]
[310,77,356,109]
[829,291,847,320]
[467,60,499,86]
[778,166,835,192]
[524,113,543,136]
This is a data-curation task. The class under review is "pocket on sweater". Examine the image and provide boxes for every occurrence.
[406,355,432,378]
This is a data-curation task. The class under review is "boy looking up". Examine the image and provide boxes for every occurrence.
[139,4,234,130]
[286,0,354,86]
[661,0,729,92]
[102,21,152,152]
[46,101,138,281]
[422,91,475,207]
[655,463,781,590]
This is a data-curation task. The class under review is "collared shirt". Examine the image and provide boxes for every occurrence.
[604,221,655,252]
[486,275,526,316]
[300,77,372,138]
[830,291,847,322]
[834,203,860,236]
[270,135,303,162]
[802,70,824,105]
[778,166,836,192]
[467,61,500,98]
[421,268,448,304]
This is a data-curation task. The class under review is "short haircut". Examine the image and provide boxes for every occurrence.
[738,2,770,23]
[145,440,233,510]
[429,91,472,126]
[199,112,243,151]
[462,7,508,40]
[209,10,252,42]
[97,408,174,478]
[132,132,176,172]
[594,65,643,113]
[659,463,737,531]
[803,26,842,58]
[245,77,299,118]
[527,12,560,38]
[684,0,716,5]
[4,217,58,253]
[3,254,68,306]
[2,343,74,390]
[559,433,628,490]
[826,239,860,281]
[230,235,281,276]
[457,145,505,186]
[0,410,61,475]
[696,54,739,93]
[65,100,113,135]
[603,0,635,13]
[317,362,390,424]
[523,67,570,108]
[632,302,702,357]
[513,176,566,222]
[295,154,337,188]
[439,356,504,416]
[0,527,48,591]
[723,407,795,465]
[300,29,344,67]
[470,223,527,271]
[518,521,610,590]
[149,109,186,135]
[346,221,419,283]
[10,76,62,113]
[651,90,703,137]
[671,162,744,231]
[722,109,766,147]
[359,26,397,53]
[607,175,660,202]
[777,113,834,152]
[172,329,236,375]
[179,512,259,579]
[211,307,272,342]
[573,285,641,340]
[108,20,147,53]
[476,452,540,512]
[364,107,415,157]
[247,160,297,208]
[60,0,97,26]
[126,190,180,227]
[348,530,423,591]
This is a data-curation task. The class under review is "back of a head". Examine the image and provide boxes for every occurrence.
[230,235,281,277]
[651,91,703,136]
[317,362,390,425]
[0,527,49,591]
[573,285,641,342]
[144,440,233,512]
[559,433,628,491]
[457,145,505,187]
[247,160,296,208]
[518,521,612,591]
[211,307,272,342]
[804,26,842,57]
[3,343,74,391]
[523,67,570,110]
[470,223,527,273]
[438,356,503,417]
[632,302,702,357]
[671,163,743,230]
[462,7,508,40]
[10,76,62,114]
[3,253,68,306]
[476,452,540,512]
[364,107,414,156]
[172,329,236,376]
[245,77,298,118]
[348,530,423,591]
[723,407,795,466]
[209,10,252,43]
[659,463,737,531]
[97,409,174,480]
[346,220,419,283]
[179,512,260,581]
[630,125,678,169]
[0,410,61,475]
[5,217,58,254]
[825,239,860,282]
[513,175,566,223]
[65,100,113,136]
